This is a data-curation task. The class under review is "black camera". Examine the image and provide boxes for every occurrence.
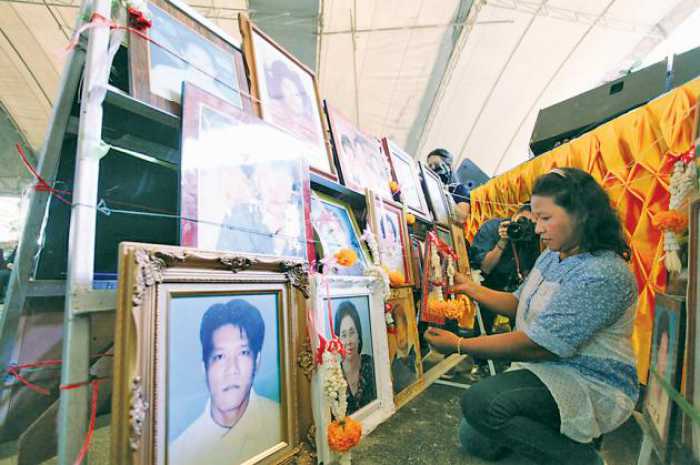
[506,217,537,242]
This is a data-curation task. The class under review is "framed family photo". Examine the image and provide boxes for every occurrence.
[386,285,424,407]
[111,243,315,465]
[326,102,393,198]
[129,0,250,115]
[643,293,685,463]
[239,14,336,181]
[180,83,314,263]
[366,192,414,286]
[310,275,393,464]
[382,139,430,220]
[310,191,370,276]
[419,162,451,227]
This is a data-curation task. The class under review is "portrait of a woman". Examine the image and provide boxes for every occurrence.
[334,300,377,414]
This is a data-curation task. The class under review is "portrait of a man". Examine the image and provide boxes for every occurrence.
[388,301,419,394]
[169,297,282,465]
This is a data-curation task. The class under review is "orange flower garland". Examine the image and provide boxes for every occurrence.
[335,248,358,267]
[652,210,689,234]
[328,417,363,453]
[389,181,400,193]
[406,213,416,225]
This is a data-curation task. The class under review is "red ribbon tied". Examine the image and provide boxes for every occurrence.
[315,334,347,365]
[127,6,152,31]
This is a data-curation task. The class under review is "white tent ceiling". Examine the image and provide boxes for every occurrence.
[0,0,698,191]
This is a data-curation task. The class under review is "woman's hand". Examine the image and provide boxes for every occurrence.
[423,327,460,355]
[451,272,479,299]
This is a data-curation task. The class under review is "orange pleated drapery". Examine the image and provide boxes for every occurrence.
[467,78,700,384]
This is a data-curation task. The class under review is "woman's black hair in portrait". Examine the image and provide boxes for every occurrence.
[334,301,363,353]
[532,167,631,261]
[266,59,312,116]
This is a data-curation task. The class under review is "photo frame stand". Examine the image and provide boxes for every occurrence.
[0,0,234,463]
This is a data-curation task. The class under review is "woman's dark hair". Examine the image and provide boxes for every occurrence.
[532,167,630,260]
[653,309,670,352]
[334,301,363,353]
[266,59,312,115]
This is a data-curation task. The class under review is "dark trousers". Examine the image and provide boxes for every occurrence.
[459,369,602,465]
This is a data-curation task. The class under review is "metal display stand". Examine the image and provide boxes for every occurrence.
[0,1,182,462]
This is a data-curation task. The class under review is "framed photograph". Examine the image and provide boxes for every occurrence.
[687,199,700,461]
[387,285,424,407]
[311,191,371,276]
[180,83,314,262]
[419,232,453,326]
[366,192,414,286]
[644,293,685,462]
[239,15,336,181]
[112,243,315,465]
[326,102,393,198]
[436,226,454,251]
[410,238,425,291]
[419,162,451,227]
[310,276,393,464]
[129,0,251,115]
[450,222,472,274]
[381,138,431,220]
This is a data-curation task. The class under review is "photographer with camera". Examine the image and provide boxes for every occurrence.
[468,203,540,330]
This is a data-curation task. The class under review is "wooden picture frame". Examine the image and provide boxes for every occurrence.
[310,275,394,464]
[419,162,451,227]
[643,293,685,463]
[239,14,337,181]
[387,285,424,408]
[180,82,314,263]
[310,191,371,276]
[325,101,393,198]
[366,191,414,286]
[381,138,431,221]
[450,221,471,275]
[111,243,315,465]
[128,0,251,115]
[686,199,700,461]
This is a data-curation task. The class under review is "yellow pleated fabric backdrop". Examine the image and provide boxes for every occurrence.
[467,78,700,384]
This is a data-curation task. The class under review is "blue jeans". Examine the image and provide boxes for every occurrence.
[459,369,603,465]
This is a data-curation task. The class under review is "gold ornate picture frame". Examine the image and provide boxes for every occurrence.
[112,243,315,465]
[386,285,424,408]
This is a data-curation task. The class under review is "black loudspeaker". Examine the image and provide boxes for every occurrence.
[529,59,668,156]
[671,46,700,88]
[455,159,489,194]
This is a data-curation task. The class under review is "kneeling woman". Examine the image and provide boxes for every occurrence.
[425,168,638,465]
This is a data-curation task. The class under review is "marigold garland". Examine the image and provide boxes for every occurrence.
[428,296,468,320]
[328,417,363,453]
[652,210,689,234]
[335,248,358,267]
[388,271,405,286]
[389,181,400,193]
[406,213,416,225]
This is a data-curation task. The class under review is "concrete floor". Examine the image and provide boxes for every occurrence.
[0,378,648,465]
[353,381,646,465]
